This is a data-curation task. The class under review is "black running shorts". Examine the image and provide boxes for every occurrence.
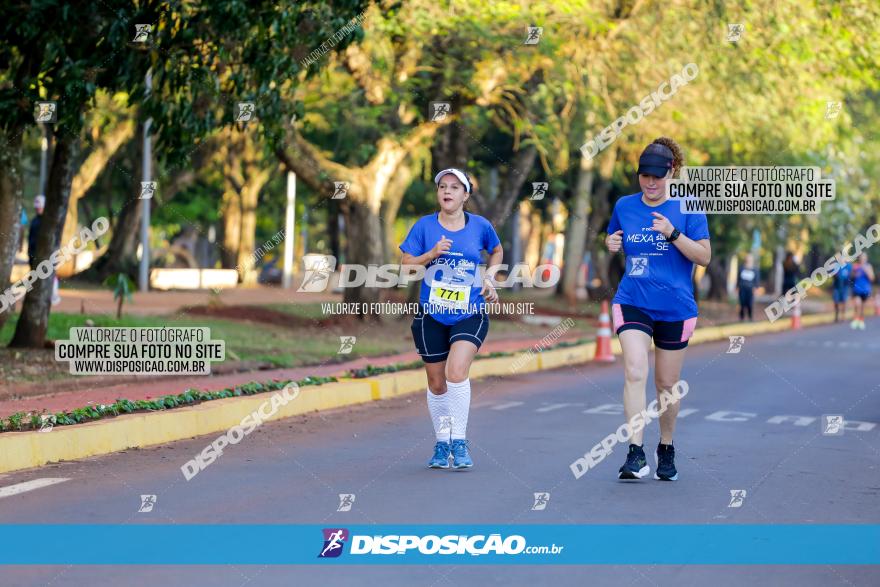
[411,311,489,363]
[611,303,697,351]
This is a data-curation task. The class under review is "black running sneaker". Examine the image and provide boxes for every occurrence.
[654,442,678,481]
[618,444,649,479]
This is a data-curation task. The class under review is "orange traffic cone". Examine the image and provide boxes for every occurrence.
[791,302,802,330]
[594,300,616,362]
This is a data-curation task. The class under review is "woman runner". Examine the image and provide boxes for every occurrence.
[399,168,503,469]
[605,137,711,481]
[850,253,874,330]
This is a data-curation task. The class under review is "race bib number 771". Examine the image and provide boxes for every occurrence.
[429,283,471,311]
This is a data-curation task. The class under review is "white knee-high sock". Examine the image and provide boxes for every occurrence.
[446,379,471,440]
[426,389,451,442]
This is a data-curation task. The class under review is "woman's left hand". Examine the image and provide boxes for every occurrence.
[481,277,499,303]
[650,211,674,238]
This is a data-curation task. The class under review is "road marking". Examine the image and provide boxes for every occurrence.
[0,478,70,499]
[792,340,879,351]
[536,403,573,413]
[479,399,877,431]
[490,401,525,410]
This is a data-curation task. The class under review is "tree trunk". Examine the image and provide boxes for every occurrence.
[379,163,413,263]
[60,118,135,276]
[236,171,270,285]
[469,147,537,227]
[522,204,542,269]
[343,199,383,309]
[10,133,79,348]
[586,149,617,297]
[87,194,142,280]
[431,120,468,172]
[220,189,241,270]
[559,156,594,304]
[0,130,24,330]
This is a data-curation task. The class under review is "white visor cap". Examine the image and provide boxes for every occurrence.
[434,168,472,193]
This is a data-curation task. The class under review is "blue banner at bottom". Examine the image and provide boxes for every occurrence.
[0,525,877,565]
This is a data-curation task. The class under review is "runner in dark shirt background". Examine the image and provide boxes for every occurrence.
[737,254,758,321]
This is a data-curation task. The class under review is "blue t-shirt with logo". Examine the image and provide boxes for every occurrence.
[607,193,710,321]
[399,212,501,325]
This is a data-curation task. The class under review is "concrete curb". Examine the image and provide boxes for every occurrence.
[0,312,835,474]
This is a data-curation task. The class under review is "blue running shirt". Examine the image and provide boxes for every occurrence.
[400,212,502,325]
[607,193,710,321]
[852,263,872,296]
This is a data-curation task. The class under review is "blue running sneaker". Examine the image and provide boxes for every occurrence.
[618,443,649,480]
[451,439,473,469]
[654,442,678,481]
[428,441,451,469]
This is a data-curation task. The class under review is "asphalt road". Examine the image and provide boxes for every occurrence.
[1,319,878,586]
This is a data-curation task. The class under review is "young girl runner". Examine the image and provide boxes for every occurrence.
[605,137,711,481]
[399,168,503,469]
[850,253,874,330]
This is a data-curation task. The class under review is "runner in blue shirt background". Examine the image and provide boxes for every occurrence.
[832,260,852,323]
[604,137,711,482]
[400,168,503,470]
[850,253,874,330]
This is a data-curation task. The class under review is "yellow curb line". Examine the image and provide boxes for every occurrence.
[0,312,836,474]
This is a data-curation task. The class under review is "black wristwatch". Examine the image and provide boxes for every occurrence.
[666,228,681,242]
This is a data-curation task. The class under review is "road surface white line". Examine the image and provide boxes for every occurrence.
[0,478,70,499]
[490,401,525,410]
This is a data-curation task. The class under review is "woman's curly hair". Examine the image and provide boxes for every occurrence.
[652,137,685,175]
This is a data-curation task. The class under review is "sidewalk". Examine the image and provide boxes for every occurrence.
[0,332,583,419]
